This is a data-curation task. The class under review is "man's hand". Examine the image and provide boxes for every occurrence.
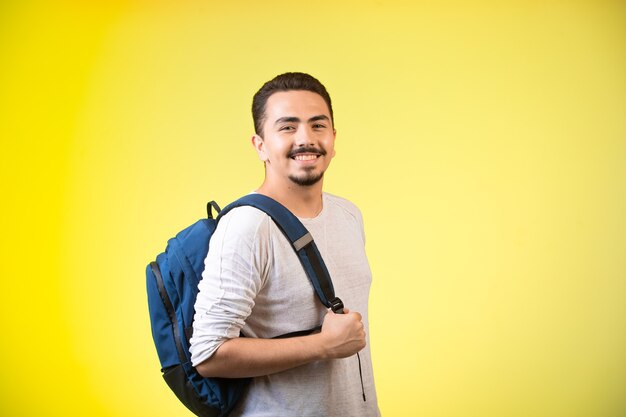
[317,308,366,359]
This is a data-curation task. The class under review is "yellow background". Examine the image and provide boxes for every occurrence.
[1,1,625,416]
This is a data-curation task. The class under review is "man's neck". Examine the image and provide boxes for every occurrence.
[256,178,324,218]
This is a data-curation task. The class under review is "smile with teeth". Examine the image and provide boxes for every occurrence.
[292,154,319,161]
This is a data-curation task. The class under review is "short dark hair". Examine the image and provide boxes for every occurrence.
[252,72,334,136]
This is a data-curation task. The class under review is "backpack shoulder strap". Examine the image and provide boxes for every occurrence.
[217,194,344,313]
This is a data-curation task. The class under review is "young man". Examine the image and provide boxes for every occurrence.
[189,73,379,416]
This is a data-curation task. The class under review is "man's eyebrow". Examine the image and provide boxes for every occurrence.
[274,116,300,125]
[308,115,330,123]
[274,115,330,125]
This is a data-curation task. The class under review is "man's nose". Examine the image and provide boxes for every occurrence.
[294,125,315,146]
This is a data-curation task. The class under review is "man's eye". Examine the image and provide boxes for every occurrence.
[279,126,295,131]
[312,124,326,129]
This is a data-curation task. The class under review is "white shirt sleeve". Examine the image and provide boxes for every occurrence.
[189,207,270,367]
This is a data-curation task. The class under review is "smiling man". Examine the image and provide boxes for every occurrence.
[189,73,379,416]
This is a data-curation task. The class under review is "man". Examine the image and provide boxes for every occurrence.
[189,72,379,416]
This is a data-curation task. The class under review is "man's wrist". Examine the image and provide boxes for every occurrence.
[306,332,329,361]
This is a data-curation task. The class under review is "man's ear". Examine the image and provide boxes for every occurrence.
[251,134,267,162]
[332,129,337,158]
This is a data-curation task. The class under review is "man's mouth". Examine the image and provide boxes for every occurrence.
[292,154,319,161]
[288,147,326,161]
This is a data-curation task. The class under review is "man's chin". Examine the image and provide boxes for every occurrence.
[288,172,324,187]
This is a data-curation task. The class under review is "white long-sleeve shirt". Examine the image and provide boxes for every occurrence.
[190,193,379,417]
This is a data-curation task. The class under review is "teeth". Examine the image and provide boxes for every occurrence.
[294,154,317,161]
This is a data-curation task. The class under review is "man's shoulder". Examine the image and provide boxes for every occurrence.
[217,205,272,239]
[323,192,363,219]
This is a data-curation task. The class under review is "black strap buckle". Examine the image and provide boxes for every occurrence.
[329,297,344,314]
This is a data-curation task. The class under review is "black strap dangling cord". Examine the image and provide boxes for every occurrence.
[357,352,366,401]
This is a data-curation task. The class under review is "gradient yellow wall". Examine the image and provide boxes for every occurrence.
[1,1,625,416]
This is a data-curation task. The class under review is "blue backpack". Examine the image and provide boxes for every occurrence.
[146,194,344,417]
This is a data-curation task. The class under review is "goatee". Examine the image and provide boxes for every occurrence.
[288,171,324,187]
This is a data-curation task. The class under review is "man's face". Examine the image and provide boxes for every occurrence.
[253,90,336,187]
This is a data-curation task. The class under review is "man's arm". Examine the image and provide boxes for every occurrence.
[195,308,366,378]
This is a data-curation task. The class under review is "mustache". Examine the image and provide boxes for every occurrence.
[288,147,327,158]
